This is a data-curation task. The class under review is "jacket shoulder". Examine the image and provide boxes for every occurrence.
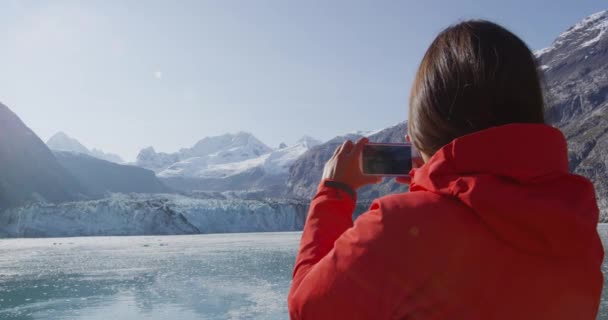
[373,190,468,218]
[366,190,477,241]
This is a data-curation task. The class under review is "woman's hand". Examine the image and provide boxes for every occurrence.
[322,138,382,190]
[395,176,411,185]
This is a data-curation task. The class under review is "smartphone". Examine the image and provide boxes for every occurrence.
[361,143,418,176]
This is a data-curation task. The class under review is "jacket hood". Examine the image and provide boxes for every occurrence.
[410,123,601,257]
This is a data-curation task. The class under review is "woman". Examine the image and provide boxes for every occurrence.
[288,20,603,319]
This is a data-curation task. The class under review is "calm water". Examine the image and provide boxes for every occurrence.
[0,227,607,320]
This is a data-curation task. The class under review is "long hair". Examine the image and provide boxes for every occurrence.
[409,20,545,155]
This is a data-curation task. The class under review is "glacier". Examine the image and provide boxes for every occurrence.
[0,193,310,238]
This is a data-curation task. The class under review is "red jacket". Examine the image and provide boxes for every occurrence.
[288,124,604,319]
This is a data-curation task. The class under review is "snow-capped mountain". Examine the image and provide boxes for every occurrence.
[47,132,124,164]
[46,131,89,154]
[136,132,321,195]
[536,10,608,219]
[160,137,320,179]
[0,103,83,210]
[135,146,180,173]
[535,10,607,71]
[135,132,272,173]
[295,136,322,148]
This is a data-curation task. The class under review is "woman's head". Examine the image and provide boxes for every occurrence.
[408,20,545,158]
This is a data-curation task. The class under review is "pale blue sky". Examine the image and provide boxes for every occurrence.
[0,1,605,161]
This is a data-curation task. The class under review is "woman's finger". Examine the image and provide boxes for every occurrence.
[332,143,342,157]
[364,175,383,185]
[339,140,354,156]
[395,176,411,185]
[352,137,369,156]
[333,141,349,158]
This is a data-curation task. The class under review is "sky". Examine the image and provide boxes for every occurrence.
[0,1,605,161]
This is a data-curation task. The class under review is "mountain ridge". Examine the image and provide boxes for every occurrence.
[536,9,608,218]
[53,151,171,197]
[47,131,124,164]
[135,132,322,194]
[0,103,84,210]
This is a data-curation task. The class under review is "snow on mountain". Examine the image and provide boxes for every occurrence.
[535,10,608,69]
[136,132,272,174]
[295,136,322,148]
[47,132,124,164]
[160,136,320,179]
[135,146,180,172]
[47,132,89,154]
[157,136,322,195]
[134,132,320,195]
[194,140,317,179]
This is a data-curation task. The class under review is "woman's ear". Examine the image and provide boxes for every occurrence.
[405,134,411,142]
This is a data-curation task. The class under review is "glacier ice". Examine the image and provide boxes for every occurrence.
[0,193,309,238]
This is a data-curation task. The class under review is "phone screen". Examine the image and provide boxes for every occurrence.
[361,143,413,176]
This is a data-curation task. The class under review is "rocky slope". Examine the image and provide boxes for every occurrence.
[53,151,171,197]
[536,10,608,218]
[0,103,83,210]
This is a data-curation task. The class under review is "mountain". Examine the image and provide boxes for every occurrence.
[536,10,608,218]
[53,151,171,197]
[46,132,89,154]
[287,122,408,200]
[0,103,83,210]
[135,132,321,195]
[295,136,323,148]
[160,138,320,179]
[158,132,273,178]
[135,146,180,173]
[89,148,124,164]
[159,137,322,195]
[135,132,272,173]
[47,132,124,164]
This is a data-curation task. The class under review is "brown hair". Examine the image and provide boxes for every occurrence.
[408,20,545,155]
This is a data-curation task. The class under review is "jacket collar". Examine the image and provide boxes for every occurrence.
[411,123,569,192]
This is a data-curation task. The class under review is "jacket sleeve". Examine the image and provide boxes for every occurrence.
[288,179,411,319]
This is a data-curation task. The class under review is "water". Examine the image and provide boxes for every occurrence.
[1,227,607,320]
[0,232,300,320]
